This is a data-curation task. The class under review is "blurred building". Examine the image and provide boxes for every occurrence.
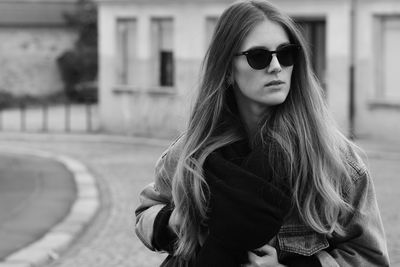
[0,0,77,96]
[97,0,400,141]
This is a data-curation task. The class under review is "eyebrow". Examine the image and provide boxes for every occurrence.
[245,42,291,51]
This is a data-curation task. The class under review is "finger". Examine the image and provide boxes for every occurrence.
[251,249,266,257]
[248,250,279,267]
[255,244,277,256]
[247,251,260,266]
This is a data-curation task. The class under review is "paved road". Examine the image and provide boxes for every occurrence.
[0,152,75,260]
[0,134,398,266]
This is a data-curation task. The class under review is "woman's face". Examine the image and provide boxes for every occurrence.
[233,18,294,116]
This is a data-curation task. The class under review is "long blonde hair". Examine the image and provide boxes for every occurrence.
[172,0,354,260]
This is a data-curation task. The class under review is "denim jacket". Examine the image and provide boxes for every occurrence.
[135,135,390,266]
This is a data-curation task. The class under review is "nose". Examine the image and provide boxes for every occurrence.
[267,54,282,73]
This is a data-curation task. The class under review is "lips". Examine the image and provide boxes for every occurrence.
[265,80,284,86]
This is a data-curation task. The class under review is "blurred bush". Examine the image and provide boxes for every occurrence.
[57,0,98,103]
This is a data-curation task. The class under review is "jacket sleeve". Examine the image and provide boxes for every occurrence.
[135,135,184,252]
[316,152,390,267]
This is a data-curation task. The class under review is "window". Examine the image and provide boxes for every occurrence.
[377,16,400,100]
[151,18,174,87]
[116,18,138,85]
[296,19,326,89]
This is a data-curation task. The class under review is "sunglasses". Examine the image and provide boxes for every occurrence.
[235,44,300,70]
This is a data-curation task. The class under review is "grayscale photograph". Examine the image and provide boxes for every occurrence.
[0,0,398,266]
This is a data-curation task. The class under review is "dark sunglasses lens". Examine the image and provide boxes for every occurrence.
[246,49,272,70]
[276,46,298,67]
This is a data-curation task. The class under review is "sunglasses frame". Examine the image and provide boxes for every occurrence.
[235,44,300,70]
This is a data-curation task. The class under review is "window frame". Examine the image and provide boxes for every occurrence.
[115,17,138,86]
[150,17,175,89]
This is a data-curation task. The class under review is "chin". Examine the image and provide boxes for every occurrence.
[261,94,289,106]
[266,100,287,106]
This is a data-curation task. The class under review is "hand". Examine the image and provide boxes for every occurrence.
[244,244,286,267]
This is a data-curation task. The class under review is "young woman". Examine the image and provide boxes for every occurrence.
[135,0,390,266]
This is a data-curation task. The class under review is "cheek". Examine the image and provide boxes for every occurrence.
[233,62,258,91]
[285,67,294,87]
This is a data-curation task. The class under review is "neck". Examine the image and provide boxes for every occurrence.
[234,96,268,141]
[241,108,261,138]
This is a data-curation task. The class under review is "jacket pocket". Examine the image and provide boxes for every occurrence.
[277,225,329,257]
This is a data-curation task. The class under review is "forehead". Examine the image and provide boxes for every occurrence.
[240,18,290,50]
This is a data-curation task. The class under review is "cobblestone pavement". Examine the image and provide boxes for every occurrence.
[0,134,399,267]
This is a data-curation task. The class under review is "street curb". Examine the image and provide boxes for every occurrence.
[1,132,400,159]
[0,147,100,267]
[0,132,172,148]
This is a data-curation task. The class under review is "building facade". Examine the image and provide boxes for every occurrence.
[0,0,78,97]
[97,0,400,141]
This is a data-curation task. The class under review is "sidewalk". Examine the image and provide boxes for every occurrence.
[0,132,398,266]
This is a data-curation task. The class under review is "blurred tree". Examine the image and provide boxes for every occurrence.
[57,0,98,102]
[64,0,97,49]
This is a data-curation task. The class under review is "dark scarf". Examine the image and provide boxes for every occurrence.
[159,140,323,267]
[194,140,292,267]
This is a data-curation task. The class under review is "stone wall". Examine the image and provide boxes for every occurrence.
[0,27,77,96]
